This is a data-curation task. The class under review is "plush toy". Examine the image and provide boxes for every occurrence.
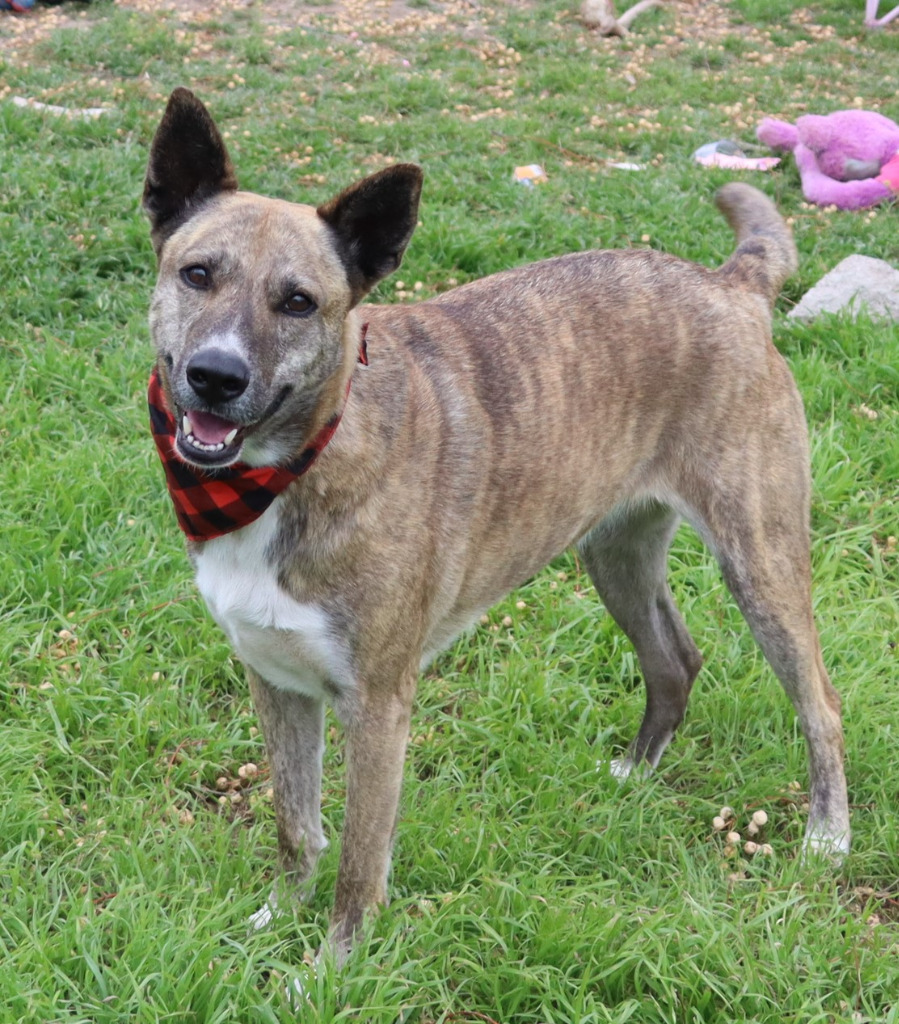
[757,109,899,209]
[865,1,899,29]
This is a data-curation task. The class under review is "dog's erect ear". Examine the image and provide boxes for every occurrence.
[143,88,238,252]
[317,164,423,305]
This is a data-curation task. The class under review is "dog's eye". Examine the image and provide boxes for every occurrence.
[283,293,316,317]
[181,266,211,289]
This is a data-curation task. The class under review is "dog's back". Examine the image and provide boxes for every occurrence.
[349,194,802,660]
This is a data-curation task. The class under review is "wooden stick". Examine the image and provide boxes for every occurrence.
[581,0,662,36]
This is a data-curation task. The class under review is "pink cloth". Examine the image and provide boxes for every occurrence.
[695,152,781,171]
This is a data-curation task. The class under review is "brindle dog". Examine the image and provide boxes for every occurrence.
[144,88,849,963]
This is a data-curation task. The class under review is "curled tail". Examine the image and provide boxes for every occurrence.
[715,183,798,311]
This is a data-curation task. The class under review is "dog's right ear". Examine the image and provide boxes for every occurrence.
[143,88,238,253]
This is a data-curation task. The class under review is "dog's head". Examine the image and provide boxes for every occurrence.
[143,88,422,470]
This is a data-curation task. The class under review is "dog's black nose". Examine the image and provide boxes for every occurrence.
[186,349,250,403]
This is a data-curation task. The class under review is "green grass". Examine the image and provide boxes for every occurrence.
[1,0,897,1020]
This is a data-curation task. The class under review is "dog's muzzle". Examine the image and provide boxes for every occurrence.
[176,348,251,465]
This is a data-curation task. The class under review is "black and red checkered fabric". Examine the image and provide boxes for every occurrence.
[148,369,345,543]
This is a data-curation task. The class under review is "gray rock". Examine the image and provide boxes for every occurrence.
[788,254,899,322]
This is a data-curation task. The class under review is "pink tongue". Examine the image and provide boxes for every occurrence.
[188,410,239,445]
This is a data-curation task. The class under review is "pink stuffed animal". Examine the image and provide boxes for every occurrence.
[865,0,899,29]
[757,109,899,209]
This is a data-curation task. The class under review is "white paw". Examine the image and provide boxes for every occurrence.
[284,953,328,1006]
[248,894,279,931]
[596,757,637,780]
[609,757,634,780]
[802,829,851,864]
[286,969,314,1006]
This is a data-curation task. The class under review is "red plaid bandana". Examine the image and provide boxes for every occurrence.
[148,331,367,542]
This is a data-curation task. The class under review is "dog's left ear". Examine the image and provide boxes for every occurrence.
[317,164,423,305]
[143,88,238,253]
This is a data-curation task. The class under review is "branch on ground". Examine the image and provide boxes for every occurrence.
[580,0,662,36]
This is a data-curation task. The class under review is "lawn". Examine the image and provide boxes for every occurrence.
[0,1,897,1021]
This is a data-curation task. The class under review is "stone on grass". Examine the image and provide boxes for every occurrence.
[789,254,899,322]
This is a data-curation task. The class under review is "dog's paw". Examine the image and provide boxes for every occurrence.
[284,965,316,1007]
[283,946,339,1007]
[608,757,634,780]
[249,893,280,931]
[802,828,851,865]
[596,757,641,781]
[250,878,319,931]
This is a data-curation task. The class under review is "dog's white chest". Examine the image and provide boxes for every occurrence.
[193,501,353,700]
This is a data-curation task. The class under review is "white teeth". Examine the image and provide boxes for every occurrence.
[179,413,240,455]
[185,435,226,453]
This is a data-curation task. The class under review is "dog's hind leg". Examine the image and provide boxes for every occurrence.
[697,509,849,859]
[681,418,850,859]
[247,671,328,926]
[578,501,704,777]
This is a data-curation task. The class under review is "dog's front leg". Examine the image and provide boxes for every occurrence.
[247,670,327,921]
[329,675,415,963]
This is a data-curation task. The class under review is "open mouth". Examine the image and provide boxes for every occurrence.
[170,386,292,469]
[176,408,246,466]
